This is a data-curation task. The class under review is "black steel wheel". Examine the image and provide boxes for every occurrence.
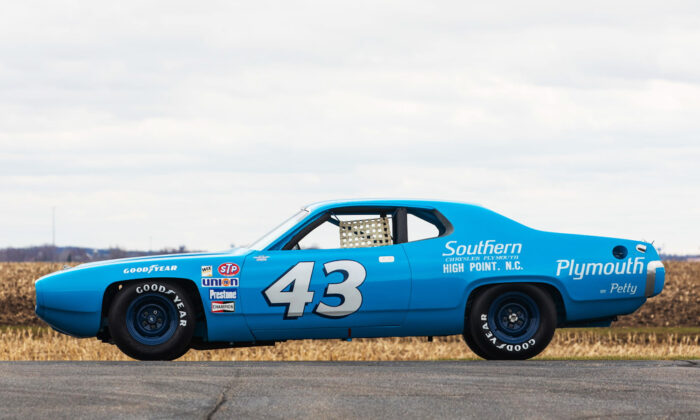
[108,281,195,360]
[466,284,556,360]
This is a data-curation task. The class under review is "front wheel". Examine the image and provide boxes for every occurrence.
[108,281,196,360]
[466,284,556,360]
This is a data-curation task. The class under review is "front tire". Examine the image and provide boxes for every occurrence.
[108,281,196,360]
[467,284,556,360]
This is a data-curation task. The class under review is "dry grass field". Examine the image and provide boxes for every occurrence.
[0,261,698,360]
[0,263,66,325]
[0,326,698,361]
[615,260,700,327]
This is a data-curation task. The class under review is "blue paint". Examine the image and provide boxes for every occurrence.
[34,199,665,346]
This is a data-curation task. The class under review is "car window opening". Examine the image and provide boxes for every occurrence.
[339,216,393,248]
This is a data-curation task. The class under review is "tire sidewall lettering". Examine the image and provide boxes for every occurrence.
[468,285,556,360]
[480,312,536,352]
[109,280,196,360]
[134,282,188,326]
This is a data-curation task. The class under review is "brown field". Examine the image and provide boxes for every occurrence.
[615,260,700,327]
[0,263,67,325]
[0,326,698,361]
[0,261,698,360]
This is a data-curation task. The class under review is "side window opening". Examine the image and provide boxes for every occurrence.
[296,213,394,250]
[296,219,340,250]
[339,216,393,248]
[407,213,440,242]
[284,206,451,250]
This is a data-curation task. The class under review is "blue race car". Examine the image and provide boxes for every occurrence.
[35,199,665,360]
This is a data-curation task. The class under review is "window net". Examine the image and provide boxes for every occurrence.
[339,217,393,248]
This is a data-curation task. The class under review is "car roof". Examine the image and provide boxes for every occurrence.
[304,198,481,213]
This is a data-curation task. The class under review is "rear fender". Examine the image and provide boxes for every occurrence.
[464,276,568,326]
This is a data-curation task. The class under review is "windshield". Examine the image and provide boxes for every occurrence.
[248,209,310,250]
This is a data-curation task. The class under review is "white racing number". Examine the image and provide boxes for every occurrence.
[315,260,365,317]
[263,260,366,319]
[263,262,315,319]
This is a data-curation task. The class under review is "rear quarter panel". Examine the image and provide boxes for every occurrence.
[401,202,658,333]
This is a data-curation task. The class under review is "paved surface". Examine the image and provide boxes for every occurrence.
[0,360,698,419]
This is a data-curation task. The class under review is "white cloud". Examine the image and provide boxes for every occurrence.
[0,1,699,253]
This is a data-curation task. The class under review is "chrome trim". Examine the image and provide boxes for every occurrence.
[636,244,647,253]
[646,260,664,297]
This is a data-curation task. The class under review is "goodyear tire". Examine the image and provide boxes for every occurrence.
[462,325,491,359]
[467,284,556,360]
[108,281,195,361]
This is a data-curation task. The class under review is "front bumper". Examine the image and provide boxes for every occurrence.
[35,275,102,338]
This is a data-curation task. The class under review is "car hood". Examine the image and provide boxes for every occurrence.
[65,248,252,271]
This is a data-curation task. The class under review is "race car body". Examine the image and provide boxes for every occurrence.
[35,199,665,360]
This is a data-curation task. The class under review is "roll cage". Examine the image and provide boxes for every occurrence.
[265,205,453,251]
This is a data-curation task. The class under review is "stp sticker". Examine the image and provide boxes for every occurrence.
[218,263,240,276]
[211,301,235,313]
[201,265,212,277]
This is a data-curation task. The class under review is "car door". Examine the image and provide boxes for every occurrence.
[240,245,411,340]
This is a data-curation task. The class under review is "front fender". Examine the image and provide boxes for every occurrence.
[35,253,256,342]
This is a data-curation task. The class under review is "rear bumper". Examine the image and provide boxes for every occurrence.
[645,260,665,297]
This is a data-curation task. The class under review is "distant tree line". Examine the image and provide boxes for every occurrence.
[660,253,700,261]
[0,245,194,263]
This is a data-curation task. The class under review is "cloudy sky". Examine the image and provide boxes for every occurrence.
[1,1,698,254]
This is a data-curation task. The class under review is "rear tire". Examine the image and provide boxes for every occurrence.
[108,281,195,361]
[462,326,491,359]
[467,284,556,360]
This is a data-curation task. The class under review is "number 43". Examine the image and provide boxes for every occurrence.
[263,260,366,319]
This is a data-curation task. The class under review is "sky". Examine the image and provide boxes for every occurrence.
[1,1,699,254]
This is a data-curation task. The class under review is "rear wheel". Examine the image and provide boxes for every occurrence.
[466,284,556,360]
[462,326,490,359]
[108,281,195,360]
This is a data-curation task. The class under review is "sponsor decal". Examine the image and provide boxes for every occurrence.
[201,265,213,277]
[211,301,235,313]
[135,283,188,326]
[254,255,269,262]
[443,263,464,274]
[442,261,523,274]
[608,282,638,295]
[555,257,644,280]
[441,240,523,274]
[209,288,237,300]
[443,240,522,257]
[218,263,240,276]
[201,277,239,288]
[123,265,178,275]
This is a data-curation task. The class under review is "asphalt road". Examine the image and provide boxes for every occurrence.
[0,360,698,419]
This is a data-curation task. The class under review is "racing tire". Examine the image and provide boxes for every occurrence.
[108,281,196,361]
[467,284,556,360]
[462,326,491,359]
